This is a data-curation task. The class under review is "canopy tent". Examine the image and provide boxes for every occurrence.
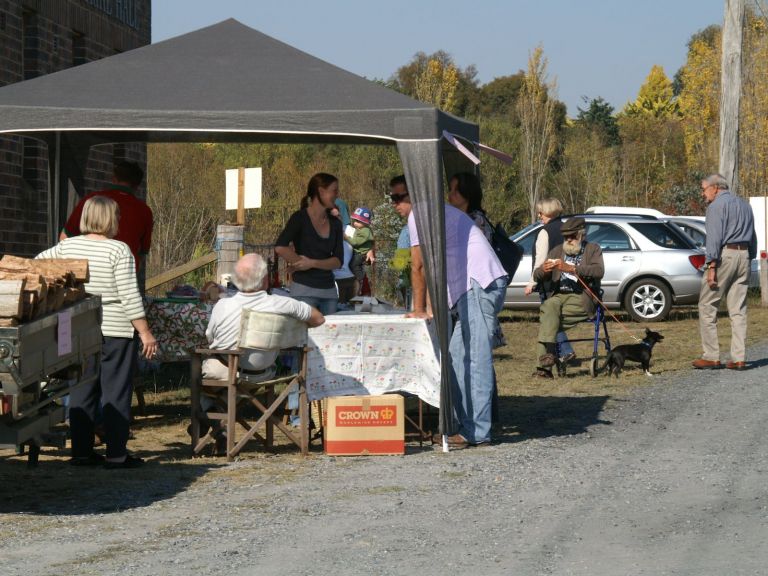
[0,19,480,439]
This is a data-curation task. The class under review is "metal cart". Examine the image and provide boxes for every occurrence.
[0,296,102,466]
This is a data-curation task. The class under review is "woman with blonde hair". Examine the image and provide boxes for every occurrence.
[525,197,575,366]
[37,195,157,468]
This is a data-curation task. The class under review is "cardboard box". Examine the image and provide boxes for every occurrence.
[324,395,404,456]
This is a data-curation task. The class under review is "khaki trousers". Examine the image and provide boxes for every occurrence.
[537,293,588,358]
[697,247,750,362]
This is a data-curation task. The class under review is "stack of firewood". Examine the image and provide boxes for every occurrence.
[0,256,90,327]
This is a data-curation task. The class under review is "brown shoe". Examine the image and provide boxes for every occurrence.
[726,361,747,370]
[539,353,557,367]
[432,433,468,448]
[533,368,554,379]
[692,358,722,369]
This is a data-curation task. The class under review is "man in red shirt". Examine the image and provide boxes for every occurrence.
[61,161,153,276]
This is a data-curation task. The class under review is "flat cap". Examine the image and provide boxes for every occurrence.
[561,217,586,234]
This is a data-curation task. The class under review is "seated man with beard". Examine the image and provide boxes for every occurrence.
[532,217,605,379]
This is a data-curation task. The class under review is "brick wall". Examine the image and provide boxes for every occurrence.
[0,0,151,256]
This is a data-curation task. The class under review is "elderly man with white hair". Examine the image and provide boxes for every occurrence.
[532,217,605,379]
[202,253,325,381]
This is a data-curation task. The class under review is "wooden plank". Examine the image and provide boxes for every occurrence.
[0,279,26,318]
[237,166,245,226]
[145,252,217,291]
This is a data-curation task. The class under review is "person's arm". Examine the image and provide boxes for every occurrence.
[525,230,550,294]
[306,306,325,327]
[405,244,430,319]
[533,246,558,282]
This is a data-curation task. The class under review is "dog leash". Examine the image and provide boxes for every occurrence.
[575,275,643,343]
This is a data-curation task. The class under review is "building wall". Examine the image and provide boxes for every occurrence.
[0,0,151,256]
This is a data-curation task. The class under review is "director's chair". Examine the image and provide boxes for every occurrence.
[189,310,311,460]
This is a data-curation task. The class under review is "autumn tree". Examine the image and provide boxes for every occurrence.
[618,65,686,209]
[517,46,558,222]
[414,58,460,113]
[678,30,722,174]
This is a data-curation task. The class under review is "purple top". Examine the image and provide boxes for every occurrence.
[408,204,506,308]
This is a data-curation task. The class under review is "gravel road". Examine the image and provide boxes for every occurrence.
[2,342,767,576]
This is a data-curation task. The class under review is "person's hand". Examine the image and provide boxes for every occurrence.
[290,255,314,272]
[405,310,432,320]
[139,330,159,360]
[542,258,560,272]
[365,249,376,264]
[524,285,534,296]
[707,267,718,290]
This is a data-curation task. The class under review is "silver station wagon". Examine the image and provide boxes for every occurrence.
[504,214,705,321]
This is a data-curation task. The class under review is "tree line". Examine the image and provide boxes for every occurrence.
[146,14,768,295]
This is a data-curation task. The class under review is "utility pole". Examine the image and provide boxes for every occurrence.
[718,0,744,192]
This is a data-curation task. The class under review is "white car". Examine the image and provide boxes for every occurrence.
[505,214,705,322]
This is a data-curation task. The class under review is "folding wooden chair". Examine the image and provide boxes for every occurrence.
[189,310,310,460]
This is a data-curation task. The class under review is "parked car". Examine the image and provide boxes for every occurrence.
[505,214,705,321]
[664,216,760,288]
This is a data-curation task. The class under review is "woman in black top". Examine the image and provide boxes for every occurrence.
[275,173,344,314]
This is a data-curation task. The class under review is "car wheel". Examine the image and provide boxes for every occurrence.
[623,279,672,322]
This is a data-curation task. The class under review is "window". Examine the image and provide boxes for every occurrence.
[585,223,633,251]
[516,228,539,256]
[630,222,695,249]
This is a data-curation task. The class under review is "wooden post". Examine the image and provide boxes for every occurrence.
[718,0,744,192]
[237,167,246,226]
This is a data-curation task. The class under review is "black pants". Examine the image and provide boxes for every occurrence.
[69,336,136,459]
[350,252,366,284]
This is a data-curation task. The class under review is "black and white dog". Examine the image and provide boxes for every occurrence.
[602,328,664,378]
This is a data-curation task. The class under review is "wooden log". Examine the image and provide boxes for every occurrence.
[64,285,86,303]
[29,259,89,283]
[0,279,26,318]
[0,256,89,282]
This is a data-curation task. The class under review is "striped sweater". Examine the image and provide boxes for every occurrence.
[36,236,145,338]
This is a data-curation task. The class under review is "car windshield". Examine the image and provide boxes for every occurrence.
[629,222,695,249]
[510,222,540,242]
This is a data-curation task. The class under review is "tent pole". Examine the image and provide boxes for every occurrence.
[48,132,61,245]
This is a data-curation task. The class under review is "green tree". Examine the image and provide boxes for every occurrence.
[576,96,621,146]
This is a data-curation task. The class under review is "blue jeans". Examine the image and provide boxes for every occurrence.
[293,295,337,315]
[449,276,508,444]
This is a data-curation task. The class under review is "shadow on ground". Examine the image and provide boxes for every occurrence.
[494,395,612,443]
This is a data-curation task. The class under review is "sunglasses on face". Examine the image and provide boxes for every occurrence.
[563,233,580,240]
[389,193,409,204]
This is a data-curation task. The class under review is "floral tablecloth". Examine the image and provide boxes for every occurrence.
[144,298,212,361]
[306,313,441,407]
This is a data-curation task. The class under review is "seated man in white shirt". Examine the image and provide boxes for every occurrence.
[203,253,325,380]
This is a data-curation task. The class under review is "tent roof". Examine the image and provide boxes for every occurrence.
[0,19,476,145]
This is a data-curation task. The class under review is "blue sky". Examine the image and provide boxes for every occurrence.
[152,0,725,116]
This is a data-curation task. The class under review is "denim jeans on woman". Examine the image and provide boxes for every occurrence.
[449,276,508,444]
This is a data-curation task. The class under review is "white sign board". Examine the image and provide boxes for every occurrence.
[225,167,262,210]
[749,197,767,257]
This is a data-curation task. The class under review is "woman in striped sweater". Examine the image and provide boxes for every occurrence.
[37,196,157,469]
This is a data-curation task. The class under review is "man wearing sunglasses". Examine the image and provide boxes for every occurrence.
[532,217,604,379]
[388,175,413,309]
[693,174,756,371]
